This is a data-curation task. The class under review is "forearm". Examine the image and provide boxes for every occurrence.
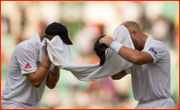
[30,56,52,85]
[110,41,152,65]
[46,66,60,89]
[99,36,153,65]
[109,40,141,64]
[118,46,141,64]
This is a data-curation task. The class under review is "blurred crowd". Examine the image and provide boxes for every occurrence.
[1,1,179,109]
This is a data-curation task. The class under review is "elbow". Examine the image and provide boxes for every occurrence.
[48,86,55,89]
[131,56,141,65]
[47,84,56,89]
[132,58,138,64]
[32,82,41,88]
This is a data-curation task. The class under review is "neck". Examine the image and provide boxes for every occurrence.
[139,33,148,51]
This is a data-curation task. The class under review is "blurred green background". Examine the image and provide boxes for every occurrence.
[1,1,179,109]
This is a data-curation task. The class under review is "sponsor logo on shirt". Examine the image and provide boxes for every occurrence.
[148,47,157,55]
[36,59,41,67]
[24,63,32,69]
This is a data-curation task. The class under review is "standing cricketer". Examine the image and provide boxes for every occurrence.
[99,21,174,109]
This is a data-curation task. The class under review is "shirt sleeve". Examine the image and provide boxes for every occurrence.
[15,46,38,74]
[142,42,166,63]
[125,66,133,74]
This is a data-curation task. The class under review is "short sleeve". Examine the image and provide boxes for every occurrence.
[16,46,38,74]
[125,66,133,74]
[142,42,166,63]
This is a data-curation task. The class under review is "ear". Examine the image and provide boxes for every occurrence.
[132,30,137,34]
[131,30,137,37]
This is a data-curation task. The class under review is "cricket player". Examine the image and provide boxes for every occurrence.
[99,21,174,109]
[1,22,73,109]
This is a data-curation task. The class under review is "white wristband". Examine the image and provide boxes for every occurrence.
[110,41,123,54]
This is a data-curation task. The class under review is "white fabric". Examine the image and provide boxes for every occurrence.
[110,41,123,54]
[1,33,50,108]
[125,35,174,108]
[135,96,174,109]
[1,99,41,109]
[39,25,135,81]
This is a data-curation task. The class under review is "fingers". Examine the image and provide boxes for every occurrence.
[99,38,103,43]
[99,36,110,44]
[99,38,105,44]
[45,42,47,48]
[99,36,114,47]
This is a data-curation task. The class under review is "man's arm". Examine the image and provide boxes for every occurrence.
[26,55,51,88]
[118,46,153,65]
[111,70,127,80]
[46,66,60,89]
[99,36,153,65]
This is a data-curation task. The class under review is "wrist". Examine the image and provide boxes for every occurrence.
[43,56,51,67]
[50,71,59,75]
[45,55,51,62]
[41,65,49,70]
[110,41,123,54]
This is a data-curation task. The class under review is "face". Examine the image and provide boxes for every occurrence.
[121,21,142,50]
[130,31,141,50]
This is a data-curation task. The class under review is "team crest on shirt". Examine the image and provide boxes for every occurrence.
[36,59,41,67]
[148,47,157,55]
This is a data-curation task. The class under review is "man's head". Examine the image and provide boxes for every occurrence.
[43,22,73,45]
[121,21,147,51]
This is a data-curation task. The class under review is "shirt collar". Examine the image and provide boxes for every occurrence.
[30,33,41,51]
[143,35,153,49]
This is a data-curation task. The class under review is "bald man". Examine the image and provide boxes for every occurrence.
[99,21,174,109]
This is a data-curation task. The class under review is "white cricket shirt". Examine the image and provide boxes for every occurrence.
[1,33,47,105]
[126,35,171,101]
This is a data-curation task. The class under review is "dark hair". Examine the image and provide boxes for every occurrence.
[40,33,56,41]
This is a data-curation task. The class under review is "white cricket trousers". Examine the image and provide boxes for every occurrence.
[135,96,174,109]
[1,99,41,109]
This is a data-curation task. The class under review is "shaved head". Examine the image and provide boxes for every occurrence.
[121,21,144,50]
[121,21,141,32]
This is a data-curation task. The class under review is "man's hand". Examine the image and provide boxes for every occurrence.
[99,36,114,47]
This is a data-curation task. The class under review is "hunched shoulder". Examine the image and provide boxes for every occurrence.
[16,40,36,57]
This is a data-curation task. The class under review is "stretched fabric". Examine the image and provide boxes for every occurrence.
[39,25,135,81]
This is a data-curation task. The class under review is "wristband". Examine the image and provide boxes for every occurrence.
[41,65,49,70]
[110,41,123,54]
